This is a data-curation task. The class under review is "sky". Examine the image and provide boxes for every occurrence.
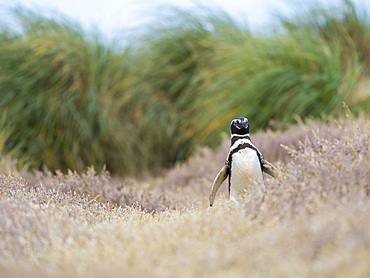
[1,0,369,36]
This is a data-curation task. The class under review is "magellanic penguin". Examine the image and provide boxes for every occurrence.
[209,117,277,206]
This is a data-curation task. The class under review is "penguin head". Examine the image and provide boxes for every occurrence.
[231,117,249,135]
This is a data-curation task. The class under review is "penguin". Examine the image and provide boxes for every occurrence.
[209,117,277,206]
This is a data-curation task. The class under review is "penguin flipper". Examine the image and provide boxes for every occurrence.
[261,159,278,178]
[209,163,230,206]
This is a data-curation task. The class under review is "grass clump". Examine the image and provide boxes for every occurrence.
[0,9,133,174]
[282,0,370,70]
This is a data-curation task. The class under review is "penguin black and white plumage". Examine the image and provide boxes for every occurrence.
[209,117,277,206]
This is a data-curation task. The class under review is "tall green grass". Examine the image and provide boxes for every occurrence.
[0,1,369,175]
[281,0,370,70]
[0,9,139,174]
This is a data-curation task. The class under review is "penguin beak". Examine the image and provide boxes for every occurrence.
[232,118,248,130]
[237,121,247,129]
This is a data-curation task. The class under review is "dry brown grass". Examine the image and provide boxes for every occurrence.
[0,116,369,277]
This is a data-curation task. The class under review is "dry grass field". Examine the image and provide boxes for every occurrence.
[1,115,369,277]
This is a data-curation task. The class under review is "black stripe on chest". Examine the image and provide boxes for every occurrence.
[227,142,263,193]
[230,135,251,146]
[227,142,263,168]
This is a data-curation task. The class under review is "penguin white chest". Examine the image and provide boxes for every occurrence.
[230,148,264,200]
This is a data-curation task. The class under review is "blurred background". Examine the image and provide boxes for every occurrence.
[0,0,369,176]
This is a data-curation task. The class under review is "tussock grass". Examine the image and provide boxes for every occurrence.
[0,9,140,174]
[281,0,370,71]
[0,116,369,277]
[0,1,369,175]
